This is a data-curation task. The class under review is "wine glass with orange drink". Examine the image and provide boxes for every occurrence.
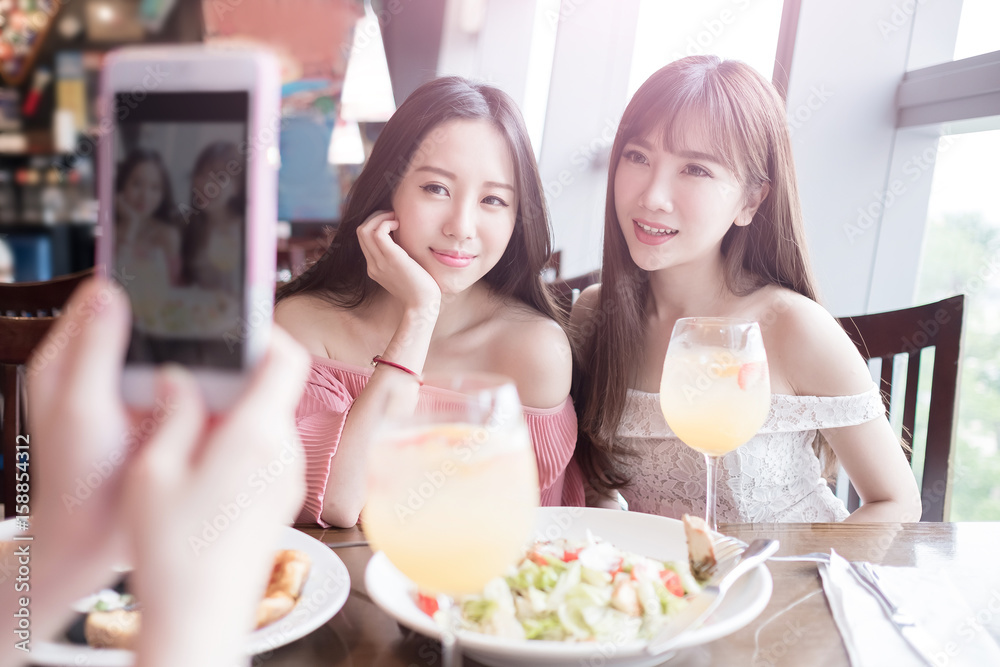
[363,373,540,667]
[660,318,771,531]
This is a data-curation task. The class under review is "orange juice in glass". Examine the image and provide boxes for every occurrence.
[363,374,539,666]
[660,319,770,530]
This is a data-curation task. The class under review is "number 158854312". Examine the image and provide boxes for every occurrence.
[15,435,29,518]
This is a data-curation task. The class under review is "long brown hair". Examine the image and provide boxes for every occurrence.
[181,141,245,286]
[575,56,823,491]
[276,76,559,322]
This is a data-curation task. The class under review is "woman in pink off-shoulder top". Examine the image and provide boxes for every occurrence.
[275,77,583,527]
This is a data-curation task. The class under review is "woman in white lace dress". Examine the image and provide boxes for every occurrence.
[571,56,921,523]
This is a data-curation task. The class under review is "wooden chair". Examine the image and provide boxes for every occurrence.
[0,269,94,517]
[836,294,965,522]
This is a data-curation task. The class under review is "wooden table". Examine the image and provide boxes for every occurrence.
[256,522,1000,666]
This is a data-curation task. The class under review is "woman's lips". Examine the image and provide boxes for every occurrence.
[632,219,678,246]
[431,249,475,268]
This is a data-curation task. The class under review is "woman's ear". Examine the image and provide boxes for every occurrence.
[735,182,770,227]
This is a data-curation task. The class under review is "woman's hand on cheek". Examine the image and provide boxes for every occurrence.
[357,210,441,312]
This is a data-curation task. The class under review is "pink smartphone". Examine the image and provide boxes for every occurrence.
[96,45,281,412]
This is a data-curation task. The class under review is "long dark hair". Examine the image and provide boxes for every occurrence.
[180,141,245,285]
[276,76,559,321]
[114,148,178,223]
[575,56,822,492]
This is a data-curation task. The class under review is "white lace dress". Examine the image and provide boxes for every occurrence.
[612,385,885,522]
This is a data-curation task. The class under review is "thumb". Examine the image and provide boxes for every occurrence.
[132,365,207,479]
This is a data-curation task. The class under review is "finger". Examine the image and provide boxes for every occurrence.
[61,279,132,401]
[358,218,397,276]
[132,365,207,479]
[231,326,310,427]
[374,219,402,252]
[202,326,310,473]
[356,209,392,241]
[27,277,130,410]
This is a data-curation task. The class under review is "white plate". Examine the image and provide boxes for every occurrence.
[18,525,349,666]
[365,507,772,667]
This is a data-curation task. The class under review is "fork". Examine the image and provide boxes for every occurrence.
[647,538,780,654]
[769,552,831,563]
[697,535,748,580]
[770,552,937,665]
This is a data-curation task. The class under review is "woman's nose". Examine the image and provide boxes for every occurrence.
[639,175,674,214]
[442,201,477,240]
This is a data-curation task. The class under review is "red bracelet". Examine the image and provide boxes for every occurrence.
[371,355,423,385]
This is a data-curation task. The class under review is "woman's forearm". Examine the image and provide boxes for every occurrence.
[844,498,922,523]
[320,306,436,527]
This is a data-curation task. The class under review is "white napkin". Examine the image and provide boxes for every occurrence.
[819,549,1000,667]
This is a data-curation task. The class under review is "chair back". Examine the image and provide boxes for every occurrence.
[836,294,965,522]
[0,269,93,517]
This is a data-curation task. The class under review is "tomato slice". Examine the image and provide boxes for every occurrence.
[563,548,582,562]
[527,551,550,566]
[416,592,439,617]
[660,569,684,597]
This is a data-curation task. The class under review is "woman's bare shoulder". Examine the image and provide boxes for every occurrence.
[570,284,602,330]
[757,287,873,397]
[487,300,572,410]
[274,293,344,358]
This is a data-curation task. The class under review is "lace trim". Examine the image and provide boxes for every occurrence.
[619,384,884,438]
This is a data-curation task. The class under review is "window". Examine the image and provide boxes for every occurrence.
[914,128,1000,520]
[953,0,1000,61]
[627,0,785,96]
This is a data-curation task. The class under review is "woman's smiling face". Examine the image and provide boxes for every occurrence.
[614,122,759,274]
[122,161,165,219]
[390,118,518,295]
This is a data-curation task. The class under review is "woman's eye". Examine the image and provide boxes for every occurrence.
[684,164,712,178]
[482,195,509,207]
[623,149,648,165]
[421,184,449,196]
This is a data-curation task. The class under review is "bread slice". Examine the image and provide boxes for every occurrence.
[255,549,311,629]
[682,514,716,582]
[85,608,141,649]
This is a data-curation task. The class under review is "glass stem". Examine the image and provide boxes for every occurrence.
[438,595,461,667]
[704,453,719,532]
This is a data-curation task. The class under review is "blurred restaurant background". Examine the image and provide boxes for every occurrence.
[0,0,998,520]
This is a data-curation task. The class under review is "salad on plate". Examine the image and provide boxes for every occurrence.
[415,533,701,643]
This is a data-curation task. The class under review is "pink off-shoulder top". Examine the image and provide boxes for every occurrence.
[295,356,585,526]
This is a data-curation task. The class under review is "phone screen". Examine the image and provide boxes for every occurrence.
[112,91,248,369]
